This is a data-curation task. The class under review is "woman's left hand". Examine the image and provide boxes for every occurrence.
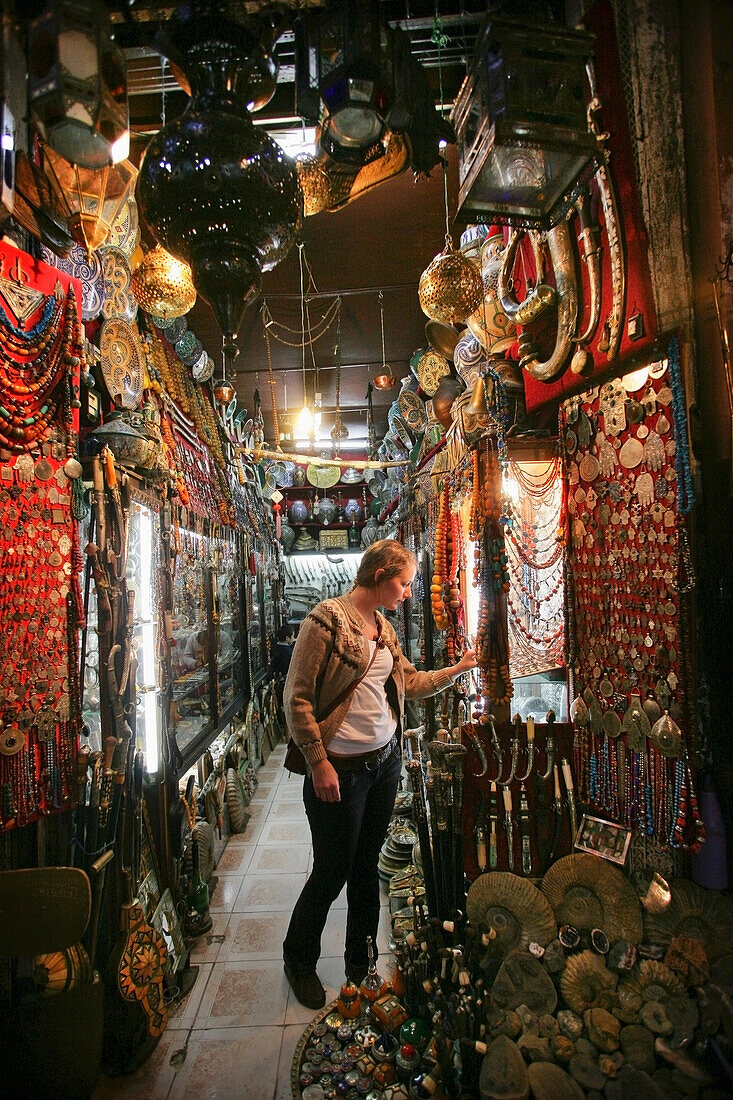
[452,648,478,677]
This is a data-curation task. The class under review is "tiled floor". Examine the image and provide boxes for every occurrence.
[93,742,393,1099]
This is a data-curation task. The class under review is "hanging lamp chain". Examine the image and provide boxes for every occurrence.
[298,242,308,409]
[379,290,390,374]
[335,302,342,411]
[261,299,281,449]
[434,14,452,246]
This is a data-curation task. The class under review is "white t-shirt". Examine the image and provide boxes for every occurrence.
[327,640,396,756]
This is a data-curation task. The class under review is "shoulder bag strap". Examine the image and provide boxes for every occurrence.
[320,618,384,720]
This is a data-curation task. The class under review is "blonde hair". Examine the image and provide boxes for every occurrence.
[354,539,417,589]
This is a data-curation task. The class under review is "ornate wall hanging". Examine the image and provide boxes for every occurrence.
[560,339,702,852]
[0,241,84,830]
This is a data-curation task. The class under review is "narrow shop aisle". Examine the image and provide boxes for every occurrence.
[93,741,393,1099]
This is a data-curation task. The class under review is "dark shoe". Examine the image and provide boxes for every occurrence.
[345,965,367,987]
[284,963,326,1009]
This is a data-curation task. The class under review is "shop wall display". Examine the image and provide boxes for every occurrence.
[560,340,703,851]
[0,241,84,830]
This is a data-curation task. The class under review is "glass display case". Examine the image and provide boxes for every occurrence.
[246,567,263,684]
[126,495,163,774]
[170,525,212,757]
[214,528,244,717]
[261,572,276,676]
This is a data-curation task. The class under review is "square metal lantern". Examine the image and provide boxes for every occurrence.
[27,0,129,170]
[451,16,598,230]
[294,0,391,168]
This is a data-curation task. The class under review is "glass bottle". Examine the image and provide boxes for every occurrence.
[348,516,360,548]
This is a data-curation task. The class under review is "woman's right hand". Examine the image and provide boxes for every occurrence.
[311,759,341,802]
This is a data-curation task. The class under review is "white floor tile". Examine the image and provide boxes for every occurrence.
[93,753,407,1098]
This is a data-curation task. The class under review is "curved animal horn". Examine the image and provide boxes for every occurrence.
[518,219,580,382]
[498,229,555,325]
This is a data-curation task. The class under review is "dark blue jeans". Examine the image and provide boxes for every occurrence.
[283,747,401,977]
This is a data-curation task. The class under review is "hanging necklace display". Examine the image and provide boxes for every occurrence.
[0,269,46,324]
[0,278,84,828]
[504,453,565,679]
[0,282,81,453]
[560,343,698,847]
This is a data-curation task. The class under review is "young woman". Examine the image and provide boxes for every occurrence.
[282,539,477,1009]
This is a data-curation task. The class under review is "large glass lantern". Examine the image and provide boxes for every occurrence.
[451,16,598,230]
[27,0,129,170]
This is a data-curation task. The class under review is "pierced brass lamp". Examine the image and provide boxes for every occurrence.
[132,245,196,321]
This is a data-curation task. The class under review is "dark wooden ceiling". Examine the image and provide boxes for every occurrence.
[190,146,462,451]
[107,0,488,450]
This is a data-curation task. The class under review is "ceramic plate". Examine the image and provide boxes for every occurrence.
[453,331,485,380]
[274,460,295,487]
[40,242,104,320]
[100,246,137,323]
[164,316,187,345]
[415,348,451,396]
[99,318,145,409]
[398,387,428,433]
[391,411,415,450]
[179,336,203,368]
[105,197,140,257]
[192,351,214,382]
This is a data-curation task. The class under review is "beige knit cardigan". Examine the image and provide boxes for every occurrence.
[283,597,453,769]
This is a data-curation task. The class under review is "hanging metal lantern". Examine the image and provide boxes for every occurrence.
[330,413,349,443]
[418,235,484,326]
[39,140,136,254]
[27,0,129,170]
[294,154,331,217]
[451,15,598,230]
[294,0,392,169]
[137,7,302,354]
[131,245,196,321]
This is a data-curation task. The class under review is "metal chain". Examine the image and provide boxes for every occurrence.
[261,302,281,448]
[259,297,340,348]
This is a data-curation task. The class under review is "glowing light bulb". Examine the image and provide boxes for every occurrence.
[295,403,313,439]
